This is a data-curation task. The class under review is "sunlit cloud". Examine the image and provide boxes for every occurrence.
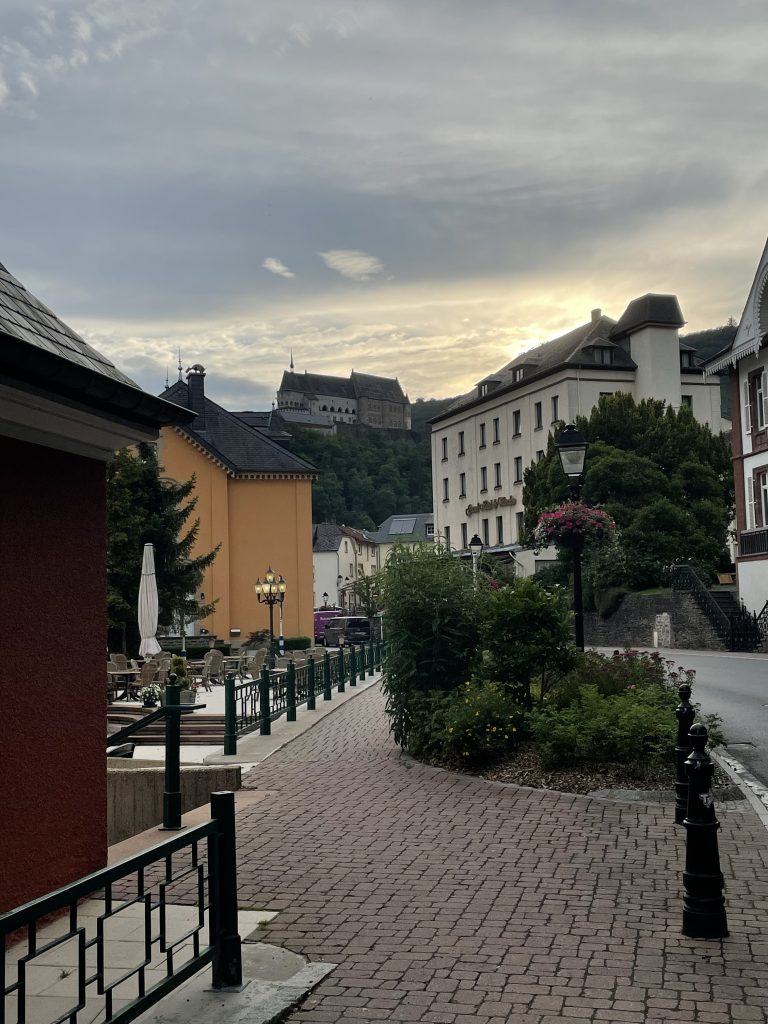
[262,257,295,279]
[319,249,385,282]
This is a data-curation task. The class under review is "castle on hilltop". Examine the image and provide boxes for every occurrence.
[276,361,411,431]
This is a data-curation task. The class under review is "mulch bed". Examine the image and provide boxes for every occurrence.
[435,745,743,802]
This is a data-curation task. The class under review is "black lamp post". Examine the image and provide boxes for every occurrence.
[322,591,329,608]
[468,533,483,584]
[254,568,286,668]
[555,424,588,650]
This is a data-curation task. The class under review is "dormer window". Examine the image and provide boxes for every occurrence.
[513,368,524,382]
[593,346,614,365]
[479,382,489,397]
[681,351,695,369]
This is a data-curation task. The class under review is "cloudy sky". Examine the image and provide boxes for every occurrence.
[2,0,768,409]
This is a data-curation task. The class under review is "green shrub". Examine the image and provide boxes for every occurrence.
[283,636,311,650]
[548,649,667,706]
[530,682,677,774]
[408,681,525,766]
[595,587,628,619]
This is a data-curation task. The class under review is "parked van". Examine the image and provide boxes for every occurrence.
[314,607,343,643]
[323,616,371,647]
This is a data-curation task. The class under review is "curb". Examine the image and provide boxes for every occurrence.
[711,749,768,832]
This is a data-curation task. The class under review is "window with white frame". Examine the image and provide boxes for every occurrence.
[757,372,768,430]
[442,477,449,501]
[496,515,503,544]
[441,436,448,460]
[479,422,486,448]
[512,410,521,436]
[458,430,465,455]
[494,462,502,489]
[492,417,500,443]
[480,466,488,492]
[482,518,490,545]
[461,522,468,549]
[551,395,560,422]
[534,402,543,429]
[514,456,523,483]
[459,472,466,497]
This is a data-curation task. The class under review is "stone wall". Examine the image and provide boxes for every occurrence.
[585,592,726,651]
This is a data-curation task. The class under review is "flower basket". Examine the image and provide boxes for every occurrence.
[139,683,163,707]
[534,501,616,551]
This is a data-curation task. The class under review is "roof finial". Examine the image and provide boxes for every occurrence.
[290,348,294,371]
[177,348,183,381]
[165,365,170,388]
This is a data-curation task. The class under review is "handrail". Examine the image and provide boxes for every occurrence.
[106,703,202,747]
[670,564,731,639]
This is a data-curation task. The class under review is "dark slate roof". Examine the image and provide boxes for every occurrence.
[279,370,356,399]
[610,294,685,338]
[0,260,191,428]
[368,513,434,544]
[162,379,317,475]
[313,522,343,552]
[351,371,407,402]
[233,409,292,442]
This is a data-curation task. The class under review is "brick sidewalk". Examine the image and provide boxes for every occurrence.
[236,684,768,1024]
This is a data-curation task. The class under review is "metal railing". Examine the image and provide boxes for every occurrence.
[670,564,761,652]
[223,642,385,755]
[0,791,241,1024]
[739,527,768,557]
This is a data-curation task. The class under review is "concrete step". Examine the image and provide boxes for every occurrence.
[107,706,225,746]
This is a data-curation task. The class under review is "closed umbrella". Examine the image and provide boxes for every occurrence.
[138,542,162,658]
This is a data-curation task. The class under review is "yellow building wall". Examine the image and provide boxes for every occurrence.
[158,429,314,642]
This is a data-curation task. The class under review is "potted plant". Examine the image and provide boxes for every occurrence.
[166,655,198,704]
[534,501,616,551]
[139,683,163,708]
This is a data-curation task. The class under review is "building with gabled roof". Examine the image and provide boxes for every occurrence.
[311,521,379,609]
[277,366,411,430]
[367,513,435,566]
[159,366,317,641]
[432,294,726,576]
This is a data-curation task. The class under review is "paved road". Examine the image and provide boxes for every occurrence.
[613,649,768,788]
[236,684,768,1023]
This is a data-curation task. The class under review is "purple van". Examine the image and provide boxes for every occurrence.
[314,607,343,643]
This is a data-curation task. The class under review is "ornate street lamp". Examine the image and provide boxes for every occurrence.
[254,568,286,668]
[468,533,483,583]
[556,423,589,649]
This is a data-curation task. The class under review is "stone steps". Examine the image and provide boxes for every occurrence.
[107,705,225,745]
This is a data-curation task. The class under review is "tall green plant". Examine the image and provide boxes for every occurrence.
[381,543,481,747]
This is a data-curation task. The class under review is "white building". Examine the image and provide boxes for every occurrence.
[431,294,726,575]
[312,523,379,609]
[707,240,768,616]
[367,513,435,567]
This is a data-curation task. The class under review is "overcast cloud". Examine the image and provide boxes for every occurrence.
[2,0,768,408]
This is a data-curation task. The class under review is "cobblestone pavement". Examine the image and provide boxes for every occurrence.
[236,685,768,1024]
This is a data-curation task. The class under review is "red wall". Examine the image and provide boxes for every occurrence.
[0,437,107,912]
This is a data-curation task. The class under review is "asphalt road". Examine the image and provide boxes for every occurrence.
[599,648,768,788]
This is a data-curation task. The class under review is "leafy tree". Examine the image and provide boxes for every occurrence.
[107,443,219,653]
[349,571,383,617]
[522,394,733,587]
[381,543,481,747]
[478,579,575,707]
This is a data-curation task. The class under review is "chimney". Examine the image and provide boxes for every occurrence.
[591,308,601,323]
[186,364,206,427]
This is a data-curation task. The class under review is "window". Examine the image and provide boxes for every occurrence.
[514,456,523,483]
[512,410,521,436]
[479,422,486,448]
[496,516,503,545]
[551,395,560,422]
[513,367,524,382]
[442,477,449,502]
[599,391,613,398]
[480,466,488,492]
[441,436,448,461]
[426,523,435,536]
[461,522,468,549]
[536,449,545,462]
[746,371,768,432]
[344,541,348,553]
[534,402,543,429]
[750,470,768,528]
[458,430,465,456]
[681,395,693,409]
[482,518,490,545]
[681,351,694,368]
[516,511,524,541]
[459,472,466,497]
[594,346,614,365]
[494,462,502,489]
[757,372,768,430]
[493,417,500,443]
[358,543,362,554]
[349,563,354,576]
[444,525,451,548]
[479,382,488,397]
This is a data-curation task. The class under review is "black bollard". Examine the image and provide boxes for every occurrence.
[682,723,728,939]
[675,683,696,826]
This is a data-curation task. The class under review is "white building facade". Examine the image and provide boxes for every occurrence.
[312,523,379,608]
[707,240,768,616]
[432,294,726,575]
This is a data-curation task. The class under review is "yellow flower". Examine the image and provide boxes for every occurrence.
[447,727,453,733]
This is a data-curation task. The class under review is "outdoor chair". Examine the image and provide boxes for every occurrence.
[110,653,129,671]
[205,649,224,686]
[247,651,266,678]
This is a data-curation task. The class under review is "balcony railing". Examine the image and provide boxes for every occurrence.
[740,528,768,557]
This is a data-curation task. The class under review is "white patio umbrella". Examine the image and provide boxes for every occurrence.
[138,542,162,658]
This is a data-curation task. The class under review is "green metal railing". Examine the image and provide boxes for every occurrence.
[0,792,241,1024]
[223,642,386,755]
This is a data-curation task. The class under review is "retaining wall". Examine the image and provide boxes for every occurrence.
[584,592,726,651]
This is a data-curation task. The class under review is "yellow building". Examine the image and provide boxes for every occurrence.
[159,367,317,643]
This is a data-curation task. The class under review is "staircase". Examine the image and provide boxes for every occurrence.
[107,705,225,746]
[670,566,761,652]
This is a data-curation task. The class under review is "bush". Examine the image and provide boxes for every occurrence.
[408,681,525,766]
[530,682,677,774]
[548,649,667,707]
[283,636,311,650]
[595,587,628,619]
[478,578,575,707]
